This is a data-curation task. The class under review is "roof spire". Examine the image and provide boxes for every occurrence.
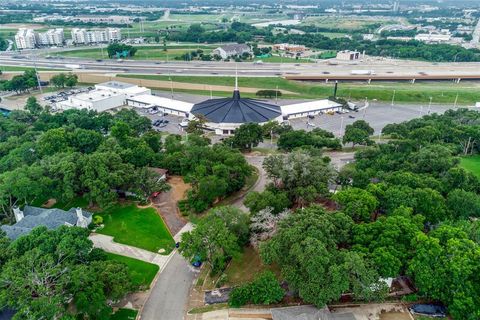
[235,64,238,91]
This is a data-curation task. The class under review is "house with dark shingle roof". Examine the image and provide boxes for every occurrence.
[1,206,92,240]
[271,306,357,320]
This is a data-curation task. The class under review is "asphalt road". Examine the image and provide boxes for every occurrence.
[2,53,480,79]
[141,252,197,320]
[231,155,267,212]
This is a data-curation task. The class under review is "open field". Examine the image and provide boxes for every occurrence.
[460,155,480,178]
[0,65,66,71]
[118,74,480,104]
[95,204,175,254]
[106,252,159,288]
[56,45,214,60]
[300,15,398,30]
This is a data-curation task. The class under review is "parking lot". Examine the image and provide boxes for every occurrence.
[289,102,455,137]
[136,108,186,135]
[41,87,94,107]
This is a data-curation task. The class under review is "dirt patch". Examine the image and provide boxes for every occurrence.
[152,175,190,236]
[379,312,412,320]
[169,176,190,203]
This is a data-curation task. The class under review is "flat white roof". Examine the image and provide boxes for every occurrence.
[96,81,136,90]
[128,94,194,113]
[72,89,123,102]
[280,99,342,115]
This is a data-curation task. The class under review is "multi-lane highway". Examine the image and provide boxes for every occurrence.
[2,51,480,81]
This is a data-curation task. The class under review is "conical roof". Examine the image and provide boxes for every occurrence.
[191,89,282,124]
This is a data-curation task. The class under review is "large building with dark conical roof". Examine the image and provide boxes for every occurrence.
[190,81,283,134]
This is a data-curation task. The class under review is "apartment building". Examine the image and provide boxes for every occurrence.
[71,28,122,44]
[14,28,36,49]
[15,28,64,49]
[36,28,65,46]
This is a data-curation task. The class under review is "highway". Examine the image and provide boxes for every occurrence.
[2,52,480,80]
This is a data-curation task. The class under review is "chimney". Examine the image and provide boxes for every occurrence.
[76,208,84,220]
[13,207,24,222]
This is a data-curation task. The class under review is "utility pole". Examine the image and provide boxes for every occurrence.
[34,62,43,94]
[275,85,278,102]
[391,89,396,107]
[454,93,459,108]
[428,96,433,114]
[340,116,344,134]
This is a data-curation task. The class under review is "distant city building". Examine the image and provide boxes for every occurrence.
[1,206,92,240]
[213,43,252,59]
[14,28,36,49]
[336,50,362,60]
[15,28,64,49]
[71,28,122,44]
[415,33,451,43]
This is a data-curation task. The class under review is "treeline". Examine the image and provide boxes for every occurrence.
[165,21,480,62]
[0,100,252,221]
[0,70,40,94]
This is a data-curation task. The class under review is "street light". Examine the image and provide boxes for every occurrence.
[428,96,433,114]
[391,89,396,107]
[340,116,344,134]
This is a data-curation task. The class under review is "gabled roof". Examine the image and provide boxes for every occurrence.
[1,206,92,240]
[191,89,282,124]
[216,43,250,53]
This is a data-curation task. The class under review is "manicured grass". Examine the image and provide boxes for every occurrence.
[96,204,175,254]
[460,155,480,178]
[109,308,138,320]
[105,252,159,288]
[118,74,480,104]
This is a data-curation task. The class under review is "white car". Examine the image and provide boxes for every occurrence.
[149,108,159,114]
[179,118,190,127]
[306,122,316,127]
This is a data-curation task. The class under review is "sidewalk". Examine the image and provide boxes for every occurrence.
[89,233,173,267]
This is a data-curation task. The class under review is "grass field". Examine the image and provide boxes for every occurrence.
[118,74,480,105]
[106,252,159,288]
[110,308,138,320]
[0,65,66,72]
[259,55,312,63]
[460,155,480,178]
[96,204,175,254]
[56,45,214,60]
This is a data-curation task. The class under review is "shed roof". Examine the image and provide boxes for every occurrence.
[280,99,342,115]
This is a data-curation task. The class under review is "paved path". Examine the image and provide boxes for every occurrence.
[231,155,268,211]
[89,233,173,267]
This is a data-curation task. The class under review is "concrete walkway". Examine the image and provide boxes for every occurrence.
[89,233,173,267]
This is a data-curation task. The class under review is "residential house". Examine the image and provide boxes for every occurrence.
[212,43,252,59]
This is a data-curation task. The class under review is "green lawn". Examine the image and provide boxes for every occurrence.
[56,45,214,60]
[118,74,480,105]
[106,252,159,288]
[96,204,175,254]
[460,155,480,178]
[258,55,312,63]
[0,65,66,72]
[109,308,138,320]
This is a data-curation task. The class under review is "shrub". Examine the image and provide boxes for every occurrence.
[228,271,284,307]
[93,215,104,225]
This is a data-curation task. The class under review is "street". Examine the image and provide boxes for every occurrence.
[141,252,197,320]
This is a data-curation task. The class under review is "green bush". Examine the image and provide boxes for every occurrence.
[93,215,103,225]
[228,271,284,307]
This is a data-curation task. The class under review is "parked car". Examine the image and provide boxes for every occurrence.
[149,108,159,114]
[307,115,315,119]
[349,115,355,119]
[192,255,202,268]
[151,191,161,198]
[409,304,447,318]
